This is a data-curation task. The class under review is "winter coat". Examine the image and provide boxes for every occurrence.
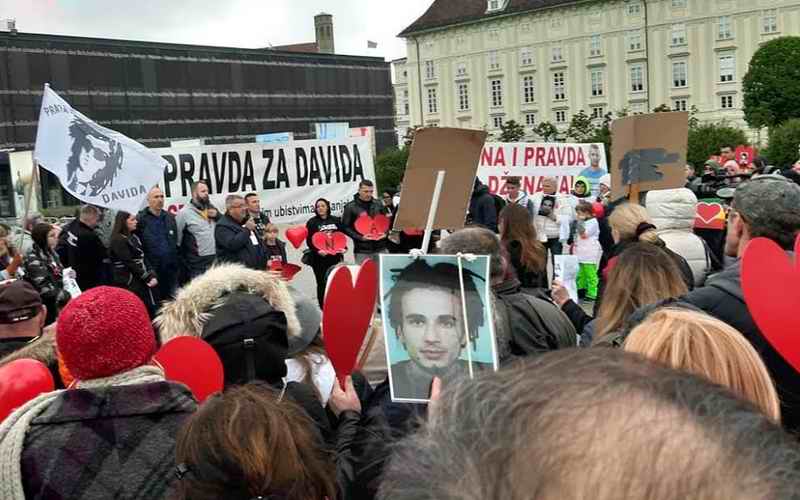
[215,214,266,270]
[505,240,548,289]
[248,209,271,241]
[22,244,66,306]
[467,182,498,232]
[530,191,573,241]
[136,208,178,267]
[646,188,713,287]
[573,217,602,264]
[110,233,158,312]
[341,195,389,254]
[176,201,217,258]
[264,239,288,267]
[21,381,197,500]
[58,219,107,291]
[306,214,345,266]
[505,191,535,220]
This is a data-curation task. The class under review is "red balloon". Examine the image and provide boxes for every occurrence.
[354,213,391,240]
[322,261,378,387]
[154,337,224,403]
[285,226,309,249]
[742,235,800,373]
[0,359,55,422]
[591,202,605,220]
[311,231,347,255]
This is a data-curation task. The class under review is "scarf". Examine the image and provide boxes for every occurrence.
[0,365,165,500]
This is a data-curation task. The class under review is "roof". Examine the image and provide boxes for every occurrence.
[398,0,582,37]
[269,42,319,53]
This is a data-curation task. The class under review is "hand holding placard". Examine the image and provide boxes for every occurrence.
[354,213,390,240]
[311,231,348,255]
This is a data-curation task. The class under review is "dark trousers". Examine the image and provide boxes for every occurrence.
[153,260,179,301]
[180,254,215,285]
[544,238,563,263]
[310,255,343,308]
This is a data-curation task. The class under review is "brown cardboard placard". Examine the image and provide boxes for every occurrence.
[610,112,689,201]
[394,127,488,231]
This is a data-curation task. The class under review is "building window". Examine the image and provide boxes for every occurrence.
[522,75,535,104]
[591,69,604,97]
[427,87,438,113]
[490,79,503,108]
[719,55,735,82]
[425,60,435,80]
[487,0,502,12]
[404,101,410,115]
[591,106,606,119]
[589,35,602,56]
[457,82,470,111]
[456,62,467,77]
[488,29,500,42]
[671,24,687,46]
[555,110,567,123]
[626,1,641,15]
[520,47,533,66]
[525,112,536,126]
[492,115,504,129]
[673,61,688,88]
[672,0,686,7]
[673,98,688,112]
[553,72,566,100]
[718,16,733,40]
[630,64,645,92]
[627,30,643,52]
[551,46,563,63]
[488,50,501,71]
[762,10,778,34]
[721,95,735,109]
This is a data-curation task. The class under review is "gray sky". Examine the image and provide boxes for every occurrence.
[0,0,431,61]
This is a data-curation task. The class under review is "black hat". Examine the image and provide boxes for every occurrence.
[202,292,289,386]
[0,279,42,324]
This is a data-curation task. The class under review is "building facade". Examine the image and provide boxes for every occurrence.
[392,57,411,143]
[398,0,798,137]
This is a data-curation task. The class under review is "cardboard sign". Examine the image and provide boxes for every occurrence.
[610,112,688,201]
[394,127,488,231]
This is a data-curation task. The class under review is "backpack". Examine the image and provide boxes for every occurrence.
[496,289,577,358]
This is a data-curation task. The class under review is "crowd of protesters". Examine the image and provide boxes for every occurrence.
[0,155,799,500]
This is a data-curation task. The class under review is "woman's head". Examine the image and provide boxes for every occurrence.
[175,383,337,500]
[595,243,688,341]
[498,203,546,272]
[264,223,279,243]
[625,308,780,423]
[31,222,54,251]
[112,211,136,236]
[608,203,659,244]
[314,198,331,217]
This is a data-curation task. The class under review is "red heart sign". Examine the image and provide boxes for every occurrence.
[154,337,224,403]
[0,359,55,422]
[285,226,308,249]
[322,260,378,387]
[402,228,424,237]
[735,145,756,166]
[268,260,302,281]
[311,231,348,255]
[694,202,726,230]
[354,213,390,240]
[742,235,800,372]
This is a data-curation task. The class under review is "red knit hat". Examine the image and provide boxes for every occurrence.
[56,286,157,381]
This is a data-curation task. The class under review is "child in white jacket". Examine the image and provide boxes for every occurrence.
[572,201,602,301]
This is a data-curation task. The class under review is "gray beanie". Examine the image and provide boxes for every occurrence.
[733,175,800,250]
[286,286,322,356]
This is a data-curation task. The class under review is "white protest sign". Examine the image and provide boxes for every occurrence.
[477,142,608,197]
[554,254,580,303]
[155,137,375,224]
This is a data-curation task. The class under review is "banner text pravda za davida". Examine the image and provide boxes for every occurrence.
[154,137,376,224]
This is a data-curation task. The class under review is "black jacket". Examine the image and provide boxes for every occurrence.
[248,209,271,241]
[58,219,107,292]
[23,244,65,305]
[264,240,288,267]
[506,240,548,290]
[306,215,345,265]
[467,181,498,232]
[136,208,178,266]
[341,195,388,254]
[215,214,267,270]
[110,233,157,311]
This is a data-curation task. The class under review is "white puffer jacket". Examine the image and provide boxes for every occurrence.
[646,188,710,287]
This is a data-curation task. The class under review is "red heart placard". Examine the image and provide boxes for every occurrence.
[154,337,224,403]
[402,228,424,237]
[742,235,800,372]
[322,260,378,387]
[0,359,55,422]
[354,213,390,240]
[285,226,308,249]
[694,202,726,230]
[311,231,348,255]
[268,260,302,281]
[735,145,756,166]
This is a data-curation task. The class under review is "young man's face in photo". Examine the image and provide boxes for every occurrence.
[398,287,465,373]
[77,136,111,186]
[590,148,600,167]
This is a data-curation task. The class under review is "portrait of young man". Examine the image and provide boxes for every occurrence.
[380,255,498,402]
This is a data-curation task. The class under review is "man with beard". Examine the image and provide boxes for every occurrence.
[387,260,488,400]
[176,181,218,283]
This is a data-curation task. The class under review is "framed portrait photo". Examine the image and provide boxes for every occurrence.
[379,254,499,403]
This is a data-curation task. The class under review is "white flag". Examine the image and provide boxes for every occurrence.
[33,85,166,213]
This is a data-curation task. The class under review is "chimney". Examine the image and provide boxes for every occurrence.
[314,13,334,54]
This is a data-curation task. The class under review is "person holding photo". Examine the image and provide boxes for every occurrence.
[386,259,488,400]
[531,177,573,260]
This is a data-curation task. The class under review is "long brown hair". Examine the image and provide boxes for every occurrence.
[594,243,688,341]
[499,203,546,272]
[174,383,338,500]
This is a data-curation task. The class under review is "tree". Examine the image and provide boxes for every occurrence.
[499,120,526,142]
[652,104,672,113]
[533,121,559,142]
[686,122,748,169]
[765,119,800,169]
[743,37,800,129]
[566,110,594,142]
[375,147,409,193]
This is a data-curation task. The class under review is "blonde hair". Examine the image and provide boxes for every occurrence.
[264,223,279,235]
[624,307,781,423]
[608,203,660,244]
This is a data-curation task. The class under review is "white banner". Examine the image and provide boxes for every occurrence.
[33,85,167,213]
[155,137,375,224]
[478,142,608,197]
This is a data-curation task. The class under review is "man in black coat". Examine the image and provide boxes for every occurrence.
[467,179,498,232]
[136,186,179,300]
[639,175,800,435]
[215,194,266,270]
[342,179,389,265]
[58,205,107,291]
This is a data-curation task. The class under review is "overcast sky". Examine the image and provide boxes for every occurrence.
[0,0,431,61]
